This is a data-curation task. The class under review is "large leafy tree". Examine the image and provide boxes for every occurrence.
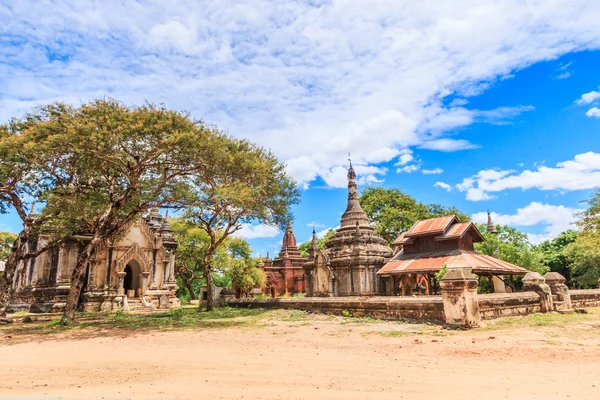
[171,218,256,301]
[3,99,220,324]
[184,138,299,310]
[475,224,547,274]
[538,230,579,285]
[565,190,600,288]
[0,116,80,318]
[359,187,469,244]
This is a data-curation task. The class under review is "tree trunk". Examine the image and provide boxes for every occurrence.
[203,263,215,311]
[184,279,197,300]
[0,232,26,318]
[60,237,101,325]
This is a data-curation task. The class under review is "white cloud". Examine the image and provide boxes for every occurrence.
[395,149,414,166]
[455,152,600,201]
[434,181,452,191]
[2,2,600,188]
[422,168,444,174]
[307,221,325,229]
[397,164,420,173]
[419,139,479,152]
[576,89,600,105]
[233,223,279,239]
[586,107,600,118]
[472,202,581,244]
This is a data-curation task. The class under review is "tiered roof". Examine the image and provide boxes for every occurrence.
[379,215,528,276]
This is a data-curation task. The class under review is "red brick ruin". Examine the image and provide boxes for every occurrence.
[260,222,307,297]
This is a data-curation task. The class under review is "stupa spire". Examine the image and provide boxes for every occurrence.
[340,156,370,228]
[486,210,498,234]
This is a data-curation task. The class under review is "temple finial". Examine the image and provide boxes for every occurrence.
[486,210,498,234]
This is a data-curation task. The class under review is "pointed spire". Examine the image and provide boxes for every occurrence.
[309,228,319,259]
[339,157,370,228]
[29,200,37,217]
[486,210,498,234]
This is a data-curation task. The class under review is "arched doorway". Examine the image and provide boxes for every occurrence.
[122,261,142,298]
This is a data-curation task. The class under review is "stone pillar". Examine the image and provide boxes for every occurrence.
[117,272,126,295]
[141,271,150,295]
[440,268,481,328]
[522,272,553,313]
[544,272,573,312]
[492,275,506,293]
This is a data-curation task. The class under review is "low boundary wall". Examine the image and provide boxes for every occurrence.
[227,287,600,326]
[570,289,600,308]
[227,296,445,323]
[477,292,541,320]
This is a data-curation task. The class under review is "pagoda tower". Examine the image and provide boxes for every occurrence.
[263,222,307,297]
[304,162,392,296]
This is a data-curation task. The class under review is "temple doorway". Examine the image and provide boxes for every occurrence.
[123,261,141,298]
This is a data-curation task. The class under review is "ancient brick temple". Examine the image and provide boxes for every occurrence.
[304,162,393,296]
[261,222,307,297]
[10,209,180,313]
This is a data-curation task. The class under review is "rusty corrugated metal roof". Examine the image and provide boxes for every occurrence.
[434,222,484,242]
[392,232,414,245]
[377,249,528,276]
[404,215,457,237]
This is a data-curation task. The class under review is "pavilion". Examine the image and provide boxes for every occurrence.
[377,214,528,295]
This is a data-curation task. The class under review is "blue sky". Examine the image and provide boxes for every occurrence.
[1,1,600,256]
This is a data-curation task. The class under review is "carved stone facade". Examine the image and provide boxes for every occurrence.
[304,163,393,296]
[9,209,180,313]
[261,222,307,297]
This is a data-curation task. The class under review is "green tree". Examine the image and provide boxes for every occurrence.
[3,100,219,325]
[359,187,469,244]
[475,224,547,274]
[0,114,81,318]
[184,138,299,310]
[538,230,579,284]
[564,190,600,288]
[171,218,262,301]
[298,229,336,257]
[0,232,17,261]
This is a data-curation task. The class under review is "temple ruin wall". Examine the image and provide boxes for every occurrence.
[227,296,445,323]
[227,289,600,326]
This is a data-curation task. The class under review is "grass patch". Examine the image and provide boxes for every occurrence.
[483,308,600,330]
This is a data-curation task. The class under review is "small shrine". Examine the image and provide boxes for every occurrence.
[261,222,307,297]
[378,214,528,295]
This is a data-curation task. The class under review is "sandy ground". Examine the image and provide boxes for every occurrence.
[1,313,600,400]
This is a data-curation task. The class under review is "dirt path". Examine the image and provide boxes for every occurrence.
[1,314,599,400]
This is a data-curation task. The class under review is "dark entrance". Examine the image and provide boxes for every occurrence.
[123,265,133,293]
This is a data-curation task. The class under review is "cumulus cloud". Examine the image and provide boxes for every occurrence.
[576,89,600,105]
[472,202,581,244]
[586,107,600,118]
[2,1,600,188]
[232,223,279,239]
[434,181,452,191]
[422,168,444,174]
[397,164,420,173]
[419,139,479,152]
[455,152,600,201]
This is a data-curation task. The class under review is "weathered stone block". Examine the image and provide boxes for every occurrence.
[440,268,480,328]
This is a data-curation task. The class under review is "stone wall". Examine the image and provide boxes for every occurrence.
[478,292,541,320]
[227,271,600,328]
[227,296,445,323]
[570,289,600,308]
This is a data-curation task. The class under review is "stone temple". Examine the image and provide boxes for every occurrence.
[304,162,393,296]
[9,209,180,313]
[260,222,307,297]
